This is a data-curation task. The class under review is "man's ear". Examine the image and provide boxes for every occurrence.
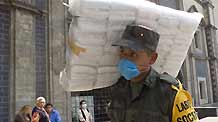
[149,52,158,65]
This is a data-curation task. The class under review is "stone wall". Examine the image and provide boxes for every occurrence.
[211,0,218,103]
[0,0,68,121]
[49,0,70,121]
[12,0,49,112]
[15,9,36,111]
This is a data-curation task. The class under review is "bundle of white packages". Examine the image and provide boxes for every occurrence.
[60,0,203,91]
[135,1,203,76]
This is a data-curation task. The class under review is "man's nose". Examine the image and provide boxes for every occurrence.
[120,51,130,58]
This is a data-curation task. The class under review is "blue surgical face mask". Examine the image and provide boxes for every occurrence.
[117,59,140,80]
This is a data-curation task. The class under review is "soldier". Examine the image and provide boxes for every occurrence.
[108,25,199,122]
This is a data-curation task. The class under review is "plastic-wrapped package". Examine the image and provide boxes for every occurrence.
[96,66,120,88]
[135,1,203,76]
[60,0,203,91]
[69,46,103,66]
[68,0,110,18]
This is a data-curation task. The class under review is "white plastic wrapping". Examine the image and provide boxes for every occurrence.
[60,0,203,91]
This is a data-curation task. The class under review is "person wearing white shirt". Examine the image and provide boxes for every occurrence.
[78,100,92,122]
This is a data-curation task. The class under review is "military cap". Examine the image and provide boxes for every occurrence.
[112,25,160,51]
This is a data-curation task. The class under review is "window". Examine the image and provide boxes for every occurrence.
[197,77,208,104]
[194,30,201,49]
[0,6,10,122]
[71,87,112,122]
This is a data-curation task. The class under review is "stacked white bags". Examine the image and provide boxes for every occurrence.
[60,0,203,91]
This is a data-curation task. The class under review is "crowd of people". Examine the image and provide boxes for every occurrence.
[14,97,93,122]
[15,97,61,122]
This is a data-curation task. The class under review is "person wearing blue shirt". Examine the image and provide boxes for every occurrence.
[45,103,61,122]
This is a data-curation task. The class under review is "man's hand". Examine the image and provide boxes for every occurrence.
[32,112,40,122]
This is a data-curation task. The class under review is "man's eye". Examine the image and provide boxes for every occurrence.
[130,52,137,57]
[120,49,124,52]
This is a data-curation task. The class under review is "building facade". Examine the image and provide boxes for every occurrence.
[0,0,49,122]
[181,0,218,107]
[0,0,217,122]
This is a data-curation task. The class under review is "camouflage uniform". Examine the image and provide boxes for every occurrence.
[108,68,179,122]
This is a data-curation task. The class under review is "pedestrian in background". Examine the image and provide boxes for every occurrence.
[15,105,32,122]
[32,97,50,122]
[45,103,61,122]
[78,100,92,122]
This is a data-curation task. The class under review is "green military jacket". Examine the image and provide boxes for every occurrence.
[108,68,178,122]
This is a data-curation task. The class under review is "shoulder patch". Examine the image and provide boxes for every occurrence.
[160,72,178,86]
[171,81,199,122]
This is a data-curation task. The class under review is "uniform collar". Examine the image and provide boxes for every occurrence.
[143,68,159,88]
